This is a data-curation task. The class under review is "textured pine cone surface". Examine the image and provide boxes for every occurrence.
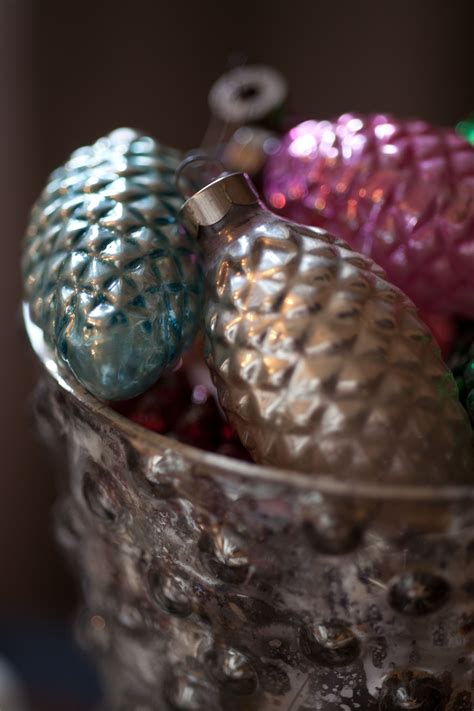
[23,128,202,400]
[203,205,473,485]
[264,114,474,318]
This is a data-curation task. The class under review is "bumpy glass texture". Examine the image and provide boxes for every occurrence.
[23,128,203,400]
[31,369,474,711]
[199,199,473,485]
[264,114,474,318]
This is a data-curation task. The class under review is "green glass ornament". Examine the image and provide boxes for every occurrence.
[23,129,203,401]
[456,115,474,145]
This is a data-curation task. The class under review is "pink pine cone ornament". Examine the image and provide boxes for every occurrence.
[264,114,474,318]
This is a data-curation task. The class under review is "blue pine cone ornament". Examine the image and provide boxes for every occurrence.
[23,128,203,400]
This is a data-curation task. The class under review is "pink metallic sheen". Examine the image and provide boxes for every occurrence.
[264,114,474,318]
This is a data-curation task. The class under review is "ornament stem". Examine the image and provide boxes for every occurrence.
[180,171,259,238]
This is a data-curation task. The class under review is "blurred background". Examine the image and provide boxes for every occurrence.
[1,0,472,707]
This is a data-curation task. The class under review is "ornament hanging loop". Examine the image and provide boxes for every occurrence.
[175,153,225,200]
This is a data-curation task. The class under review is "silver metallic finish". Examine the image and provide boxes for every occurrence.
[182,173,474,486]
[26,310,474,710]
[181,172,258,237]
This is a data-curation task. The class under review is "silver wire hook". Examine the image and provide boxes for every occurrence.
[175,153,225,199]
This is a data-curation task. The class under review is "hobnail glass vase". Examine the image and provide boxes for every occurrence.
[26,308,474,711]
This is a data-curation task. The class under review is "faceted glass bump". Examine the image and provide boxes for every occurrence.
[205,646,258,696]
[379,670,450,711]
[82,466,123,525]
[303,500,369,554]
[148,565,192,617]
[166,667,220,710]
[388,571,450,616]
[300,620,361,667]
[199,525,249,584]
[23,128,203,400]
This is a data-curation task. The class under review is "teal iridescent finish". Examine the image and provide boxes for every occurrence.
[23,129,203,400]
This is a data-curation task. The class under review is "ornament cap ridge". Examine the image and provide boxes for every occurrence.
[180,172,259,237]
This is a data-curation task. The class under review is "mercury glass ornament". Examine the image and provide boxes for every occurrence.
[180,172,473,485]
[264,114,474,319]
[23,128,203,400]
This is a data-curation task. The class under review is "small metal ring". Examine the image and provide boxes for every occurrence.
[175,153,225,198]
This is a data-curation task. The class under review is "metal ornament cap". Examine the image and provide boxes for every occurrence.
[181,173,259,237]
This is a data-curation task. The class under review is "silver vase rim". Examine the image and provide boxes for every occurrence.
[23,302,474,503]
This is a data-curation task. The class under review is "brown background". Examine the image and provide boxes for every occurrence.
[1,0,472,616]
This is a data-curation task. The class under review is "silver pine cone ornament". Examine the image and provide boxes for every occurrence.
[181,172,473,485]
[23,128,203,401]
